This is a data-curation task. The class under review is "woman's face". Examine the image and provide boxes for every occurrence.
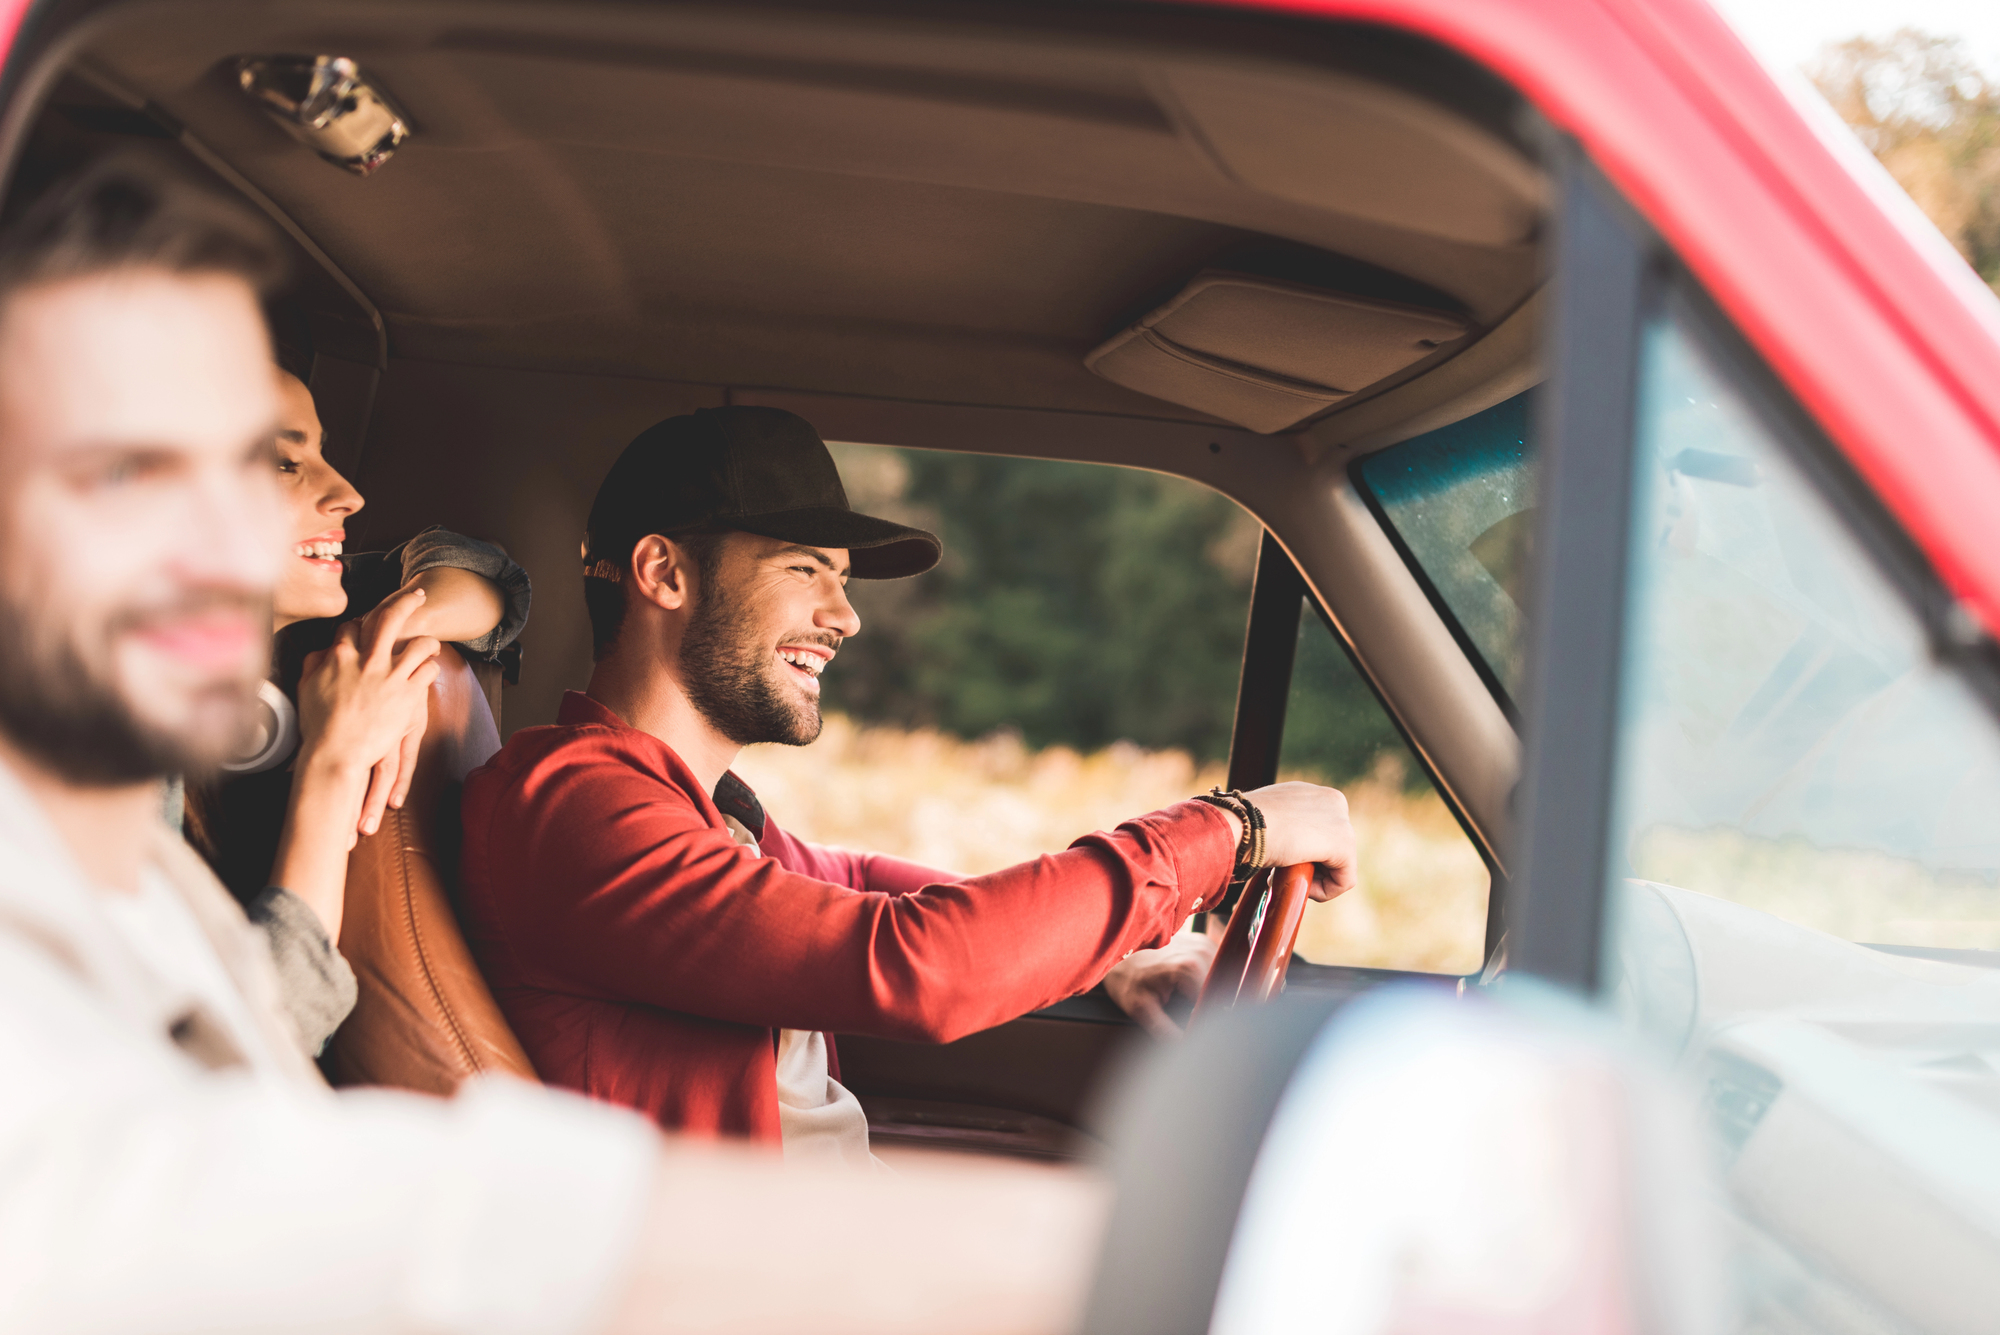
[271,370,363,630]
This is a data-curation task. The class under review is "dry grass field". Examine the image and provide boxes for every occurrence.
[733,716,1490,976]
[1631,825,2000,950]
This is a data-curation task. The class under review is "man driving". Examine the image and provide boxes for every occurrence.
[458,407,1360,1158]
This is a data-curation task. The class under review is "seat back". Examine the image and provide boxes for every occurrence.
[324,648,537,1093]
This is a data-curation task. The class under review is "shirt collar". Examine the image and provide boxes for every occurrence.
[712,772,767,840]
[556,690,628,728]
[556,692,766,836]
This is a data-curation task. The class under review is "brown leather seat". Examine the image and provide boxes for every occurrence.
[323,648,537,1093]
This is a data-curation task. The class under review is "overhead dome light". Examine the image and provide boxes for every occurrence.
[236,55,408,176]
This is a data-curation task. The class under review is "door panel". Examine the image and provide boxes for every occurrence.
[836,997,1140,1160]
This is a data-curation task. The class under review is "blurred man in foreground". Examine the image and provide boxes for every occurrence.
[0,159,1099,1334]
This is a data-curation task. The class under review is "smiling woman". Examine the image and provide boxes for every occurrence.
[178,363,531,1052]
[270,368,361,626]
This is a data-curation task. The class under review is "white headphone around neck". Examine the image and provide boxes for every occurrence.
[220,680,299,775]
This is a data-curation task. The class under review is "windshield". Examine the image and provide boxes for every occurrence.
[1352,391,1536,710]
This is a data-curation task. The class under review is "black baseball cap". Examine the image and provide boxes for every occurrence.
[584,407,941,581]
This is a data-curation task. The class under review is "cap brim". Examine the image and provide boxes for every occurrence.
[732,507,941,579]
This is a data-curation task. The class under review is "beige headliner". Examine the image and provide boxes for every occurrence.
[54,1,1538,401]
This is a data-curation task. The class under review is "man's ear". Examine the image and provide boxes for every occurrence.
[629,534,699,613]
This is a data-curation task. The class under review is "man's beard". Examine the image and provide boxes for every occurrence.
[678,585,832,748]
[0,590,264,786]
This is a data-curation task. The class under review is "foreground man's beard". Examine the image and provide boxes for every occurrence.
[678,585,829,748]
[0,589,265,786]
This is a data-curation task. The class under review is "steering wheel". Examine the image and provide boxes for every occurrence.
[1192,864,1315,1018]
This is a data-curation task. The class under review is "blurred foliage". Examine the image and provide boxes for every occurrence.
[1811,29,2000,292]
[1284,608,1424,789]
[825,444,1414,781]
[733,714,1486,972]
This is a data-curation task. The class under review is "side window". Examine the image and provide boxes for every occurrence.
[1607,303,2000,956]
[1279,609,1490,975]
[1587,290,2000,1333]
[738,445,1258,875]
[737,442,1490,983]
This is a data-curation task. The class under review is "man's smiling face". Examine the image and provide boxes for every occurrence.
[676,532,859,747]
[0,268,282,783]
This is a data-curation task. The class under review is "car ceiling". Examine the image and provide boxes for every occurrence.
[24,0,1545,425]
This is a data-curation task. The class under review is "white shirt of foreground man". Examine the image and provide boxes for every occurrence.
[0,749,1099,1335]
[0,750,655,1334]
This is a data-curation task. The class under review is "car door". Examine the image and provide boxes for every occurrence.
[1074,50,2000,1335]
[1486,131,2000,1327]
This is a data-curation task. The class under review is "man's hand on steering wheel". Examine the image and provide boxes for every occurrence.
[1230,781,1360,901]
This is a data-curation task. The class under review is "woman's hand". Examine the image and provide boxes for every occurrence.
[296,585,442,836]
[274,587,441,942]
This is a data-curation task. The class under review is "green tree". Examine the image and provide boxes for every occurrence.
[1812,29,2000,292]
[825,445,1413,781]
[1283,610,1414,787]
[830,451,1252,759]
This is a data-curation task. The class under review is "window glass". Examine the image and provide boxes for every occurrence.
[819,446,1257,761]
[1280,608,1489,975]
[1353,392,1537,707]
[737,446,1260,876]
[1607,310,2000,951]
[738,444,1488,979]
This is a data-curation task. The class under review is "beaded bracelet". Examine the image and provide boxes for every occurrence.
[1193,786,1266,882]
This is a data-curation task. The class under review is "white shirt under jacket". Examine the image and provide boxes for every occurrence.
[719,812,876,1167]
[0,757,658,1335]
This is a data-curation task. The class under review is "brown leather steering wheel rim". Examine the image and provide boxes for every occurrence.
[1191,863,1315,1018]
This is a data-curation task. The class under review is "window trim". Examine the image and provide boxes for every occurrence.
[1510,142,1657,993]
[1225,531,1307,799]
[1218,531,1304,922]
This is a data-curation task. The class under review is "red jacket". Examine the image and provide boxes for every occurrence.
[457,692,1232,1141]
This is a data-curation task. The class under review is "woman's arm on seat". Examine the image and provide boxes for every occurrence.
[398,565,506,646]
[391,527,532,656]
[270,587,440,943]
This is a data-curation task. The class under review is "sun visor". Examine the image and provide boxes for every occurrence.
[1085,273,1470,433]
